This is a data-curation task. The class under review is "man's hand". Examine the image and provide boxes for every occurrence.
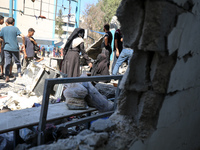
[29,38,34,42]
[88,63,93,68]
[24,54,28,59]
[116,49,119,57]
[21,44,25,50]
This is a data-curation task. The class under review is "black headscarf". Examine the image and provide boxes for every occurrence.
[63,28,85,56]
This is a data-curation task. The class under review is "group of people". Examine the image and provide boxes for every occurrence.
[0,16,40,82]
[61,24,133,78]
[0,15,133,81]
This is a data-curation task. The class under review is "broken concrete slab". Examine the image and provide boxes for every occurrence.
[90,119,116,132]
[86,37,104,60]
[29,137,78,150]
[77,130,108,147]
[95,83,117,99]
[83,82,114,112]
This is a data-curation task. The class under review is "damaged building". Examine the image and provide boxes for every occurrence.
[1,0,200,149]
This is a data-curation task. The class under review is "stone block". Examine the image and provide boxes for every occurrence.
[139,1,182,51]
[116,0,144,48]
[95,83,117,99]
[90,119,116,132]
[137,91,164,139]
[151,52,177,94]
[77,131,108,147]
[123,51,150,92]
[117,90,139,117]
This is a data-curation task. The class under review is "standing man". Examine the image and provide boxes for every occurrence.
[0,15,4,79]
[42,46,45,57]
[112,29,123,71]
[47,45,50,57]
[22,28,36,73]
[0,17,25,82]
[102,24,113,62]
[112,43,134,75]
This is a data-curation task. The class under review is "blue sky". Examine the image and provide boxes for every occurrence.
[57,0,99,16]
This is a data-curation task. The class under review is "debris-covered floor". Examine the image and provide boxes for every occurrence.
[0,57,125,149]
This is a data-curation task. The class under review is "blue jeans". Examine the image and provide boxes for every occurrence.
[4,50,21,76]
[112,48,133,75]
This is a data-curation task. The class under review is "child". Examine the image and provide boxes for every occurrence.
[22,28,36,73]
[0,17,25,82]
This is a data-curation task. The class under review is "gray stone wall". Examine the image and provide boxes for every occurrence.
[110,0,200,149]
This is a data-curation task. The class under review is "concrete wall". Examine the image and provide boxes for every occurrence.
[109,0,200,149]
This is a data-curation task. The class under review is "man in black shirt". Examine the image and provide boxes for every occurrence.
[102,24,113,61]
[112,29,123,71]
[22,28,36,73]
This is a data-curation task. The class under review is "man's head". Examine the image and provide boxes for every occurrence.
[104,24,110,32]
[0,15,4,25]
[6,17,15,25]
[28,28,35,37]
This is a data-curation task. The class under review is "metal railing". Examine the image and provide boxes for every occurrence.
[37,75,123,145]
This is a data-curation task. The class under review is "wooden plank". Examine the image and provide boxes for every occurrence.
[0,103,96,134]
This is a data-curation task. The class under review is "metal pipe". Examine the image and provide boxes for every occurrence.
[9,0,13,17]
[23,0,25,14]
[75,0,81,28]
[40,0,42,16]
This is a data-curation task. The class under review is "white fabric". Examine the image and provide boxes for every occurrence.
[72,37,84,48]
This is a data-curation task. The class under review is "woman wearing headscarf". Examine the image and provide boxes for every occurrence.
[61,28,92,77]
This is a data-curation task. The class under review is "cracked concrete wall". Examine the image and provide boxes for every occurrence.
[108,0,200,150]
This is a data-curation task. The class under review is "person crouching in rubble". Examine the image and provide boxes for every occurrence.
[61,28,92,77]
[21,28,36,73]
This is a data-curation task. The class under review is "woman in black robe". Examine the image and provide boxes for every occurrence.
[61,28,92,77]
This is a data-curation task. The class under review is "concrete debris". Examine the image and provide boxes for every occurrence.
[0,59,62,111]
[77,131,108,147]
[83,82,114,112]
[95,83,117,99]
[29,137,79,150]
[0,91,41,111]
[90,119,116,132]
